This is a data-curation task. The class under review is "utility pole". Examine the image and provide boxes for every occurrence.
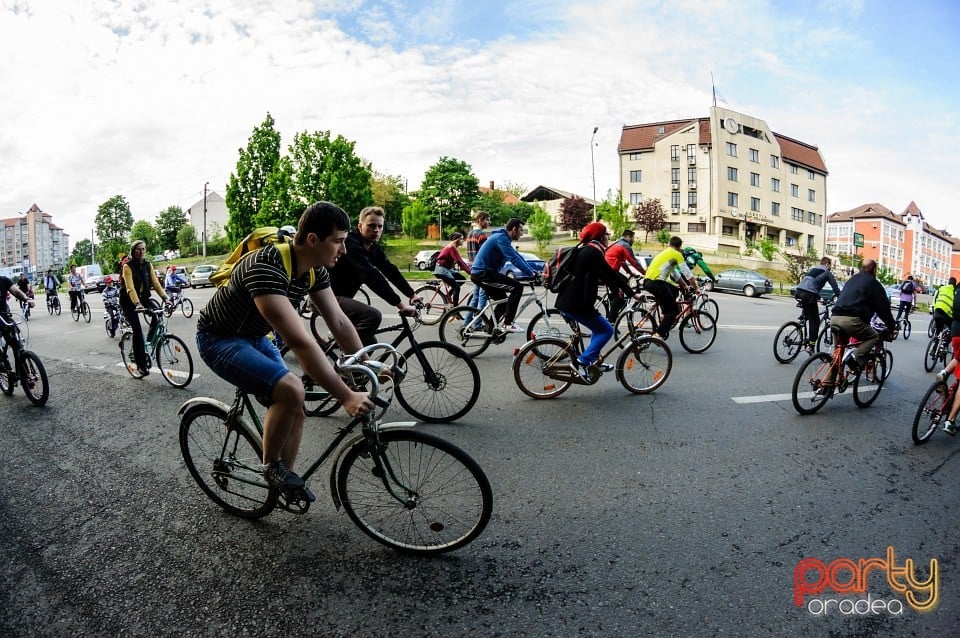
[203,181,209,258]
[591,126,599,222]
[90,228,95,264]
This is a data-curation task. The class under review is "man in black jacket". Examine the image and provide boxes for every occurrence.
[830,259,896,373]
[793,257,841,353]
[329,206,420,344]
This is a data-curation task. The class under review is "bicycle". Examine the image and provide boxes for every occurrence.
[298,287,371,318]
[119,307,194,388]
[612,287,717,354]
[924,327,951,373]
[177,344,492,554]
[70,289,91,323]
[412,277,472,326]
[773,299,834,363]
[0,313,49,406]
[20,297,31,322]
[927,314,937,339]
[303,307,480,422]
[912,374,960,444]
[439,279,567,358]
[791,326,890,415]
[46,290,61,316]
[897,313,912,340]
[162,290,194,318]
[104,299,122,338]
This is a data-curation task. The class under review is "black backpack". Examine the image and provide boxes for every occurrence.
[426,251,440,271]
[542,244,582,293]
[900,280,914,295]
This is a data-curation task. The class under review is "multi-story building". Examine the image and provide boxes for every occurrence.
[826,201,955,286]
[618,106,828,256]
[0,203,70,279]
[185,190,228,247]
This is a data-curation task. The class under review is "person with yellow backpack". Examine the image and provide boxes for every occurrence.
[196,202,374,504]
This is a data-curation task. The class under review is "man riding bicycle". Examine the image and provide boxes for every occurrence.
[196,201,374,504]
[643,236,698,339]
[932,277,955,336]
[0,276,34,343]
[470,218,535,333]
[682,246,717,285]
[793,257,841,354]
[43,269,60,298]
[67,265,84,312]
[934,280,960,435]
[604,229,646,322]
[830,259,896,375]
[895,275,917,323]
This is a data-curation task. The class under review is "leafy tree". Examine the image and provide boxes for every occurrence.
[758,237,778,261]
[177,225,197,257]
[498,180,527,199]
[401,199,431,241]
[633,198,666,242]
[784,253,816,284]
[95,195,134,246]
[419,157,480,234]
[255,156,301,228]
[70,239,93,267]
[656,228,671,246]
[371,171,410,232]
[876,265,897,285]
[286,130,373,219]
[156,206,188,251]
[130,220,159,255]
[559,195,591,232]
[526,206,555,254]
[225,113,282,243]
[596,191,632,238]
[476,190,513,229]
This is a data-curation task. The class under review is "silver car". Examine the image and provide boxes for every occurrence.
[703,269,773,297]
[189,264,218,288]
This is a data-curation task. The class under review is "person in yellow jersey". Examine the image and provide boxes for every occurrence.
[642,236,699,339]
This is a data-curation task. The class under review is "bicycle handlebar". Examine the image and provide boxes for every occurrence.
[338,343,407,405]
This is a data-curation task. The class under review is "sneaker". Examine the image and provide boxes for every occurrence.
[501,322,523,333]
[136,367,150,377]
[597,362,615,373]
[936,369,949,383]
[943,420,957,436]
[574,362,592,379]
[846,358,861,376]
[803,343,816,355]
[264,460,306,492]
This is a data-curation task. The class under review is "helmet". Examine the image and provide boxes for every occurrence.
[104,276,113,284]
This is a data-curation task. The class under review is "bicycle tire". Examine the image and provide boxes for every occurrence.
[614,307,657,340]
[512,336,575,399]
[438,305,493,358]
[773,321,804,364]
[853,354,886,407]
[18,350,49,406]
[696,296,720,322]
[156,334,194,388]
[617,336,672,394]
[928,317,936,339]
[336,429,492,554]
[792,352,834,415]
[53,297,61,316]
[355,288,371,305]
[47,299,54,315]
[678,309,717,353]
[309,312,332,343]
[902,319,911,340]
[912,381,949,445]
[0,349,15,396]
[816,321,834,351]
[526,308,582,343]
[105,315,114,337]
[882,348,893,380]
[924,337,940,372]
[81,302,91,323]
[395,341,480,423]
[180,298,194,318]
[413,284,450,326]
[163,303,173,318]
[71,302,80,321]
[119,332,147,379]
[179,405,277,519]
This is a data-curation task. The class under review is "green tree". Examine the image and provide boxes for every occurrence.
[156,206,188,251]
[758,237,778,261]
[476,190,514,229]
[177,225,197,257]
[526,206,555,254]
[498,180,527,199]
[401,199,431,241]
[130,220,159,255]
[559,195,591,232]
[596,191,632,238]
[656,228,671,246]
[255,156,301,228]
[225,113,282,243]
[287,130,373,219]
[95,195,134,246]
[70,239,93,267]
[633,198,666,243]
[371,171,410,232]
[419,157,480,234]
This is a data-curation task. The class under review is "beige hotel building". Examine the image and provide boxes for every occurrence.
[618,106,828,256]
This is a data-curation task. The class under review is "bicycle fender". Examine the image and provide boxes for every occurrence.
[328,422,418,510]
[177,396,232,416]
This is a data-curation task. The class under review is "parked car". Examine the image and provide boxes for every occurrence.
[502,251,546,278]
[190,264,218,288]
[414,250,439,271]
[788,281,844,302]
[885,284,900,302]
[84,275,104,293]
[703,269,773,297]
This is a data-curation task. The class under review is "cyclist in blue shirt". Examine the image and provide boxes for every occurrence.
[470,218,534,332]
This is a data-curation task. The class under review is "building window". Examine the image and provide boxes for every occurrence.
[671,167,680,185]
[807,212,816,224]
[749,148,759,163]
[727,166,738,182]
[658,126,665,134]
[670,145,680,161]
[728,192,739,208]
[671,192,681,208]
[791,184,799,197]
[629,153,641,161]
[771,155,780,168]
[786,237,796,247]
[789,164,799,175]
[750,172,760,187]
[808,235,815,250]
[751,197,760,212]
[630,192,642,205]
[808,189,815,203]
[771,202,780,216]
[630,170,642,183]
[688,223,706,233]
[726,142,737,157]
[666,222,680,232]
[791,207,803,221]
[722,225,735,236]
[687,167,696,184]
[771,178,781,192]
[808,169,815,180]
[687,145,697,162]
[688,191,697,207]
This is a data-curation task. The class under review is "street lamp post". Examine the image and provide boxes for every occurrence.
[203,181,209,258]
[90,228,95,264]
[590,126,598,222]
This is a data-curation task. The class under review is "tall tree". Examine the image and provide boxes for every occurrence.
[156,205,188,251]
[94,194,134,245]
[254,156,301,228]
[130,220,159,254]
[225,113,282,243]
[371,171,410,231]
[401,198,431,241]
[419,157,480,234]
[287,130,373,219]
[559,195,591,232]
[177,225,197,257]
[526,206,555,254]
[70,239,93,267]
[596,191,632,238]
[633,198,667,242]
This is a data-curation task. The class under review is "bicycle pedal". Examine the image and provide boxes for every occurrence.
[276,489,313,514]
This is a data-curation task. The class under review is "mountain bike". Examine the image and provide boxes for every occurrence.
[0,313,49,406]
[177,344,492,554]
[70,289,91,323]
[924,327,951,373]
[46,290,61,316]
[301,307,479,423]
[912,375,960,444]
[927,315,936,339]
[120,308,194,388]
[773,299,834,363]
[791,326,890,415]
[162,290,194,318]
[412,278,472,326]
[612,287,717,354]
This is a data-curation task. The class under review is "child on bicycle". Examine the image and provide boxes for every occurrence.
[164,266,188,306]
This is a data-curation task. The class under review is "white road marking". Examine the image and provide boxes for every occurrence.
[733,384,879,404]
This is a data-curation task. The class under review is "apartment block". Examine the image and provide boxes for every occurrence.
[618,106,828,256]
[0,203,70,279]
[826,201,956,286]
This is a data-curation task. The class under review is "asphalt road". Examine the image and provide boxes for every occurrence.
[1,287,958,637]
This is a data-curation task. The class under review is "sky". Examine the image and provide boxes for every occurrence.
[1,0,958,246]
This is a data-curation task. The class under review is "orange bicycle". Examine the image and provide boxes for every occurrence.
[613,287,717,353]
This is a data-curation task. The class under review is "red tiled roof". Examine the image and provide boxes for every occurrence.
[478,186,519,205]
[828,203,902,224]
[902,201,923,217]
[618,119,706,153]
[773,134,827,174]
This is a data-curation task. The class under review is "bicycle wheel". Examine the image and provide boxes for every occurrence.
[817,321,834,351]
[696,296,720,322]
[179,405,277,518]
[81,302,91,323]
[119,332,147,379]
[512,336,576,399]
[902,319,911,340]
[355,288,371,305]
[309,312,332,343]
[526,308,582,342]
[413,285,450,326]
[163,302,173,318]
[912,381,950,444]
[337,429,492,554]
[614,308,657,340]
[924,338,940,372]
[0,349,14,396]
[395,341,480,423]
[104,315,114,338]
[180,298,194,318]
[792,352,834,415]
[47,299,54,315]
[71,300,80,321]
[617,336,672,394]
[853,354,886,407]
[18,351,49,406]
[773,321,804,364]
[882,348,893,380]
[928,317,936,338]
[678,310,717,353]
[438,305,493,358]
[156,334,194,388]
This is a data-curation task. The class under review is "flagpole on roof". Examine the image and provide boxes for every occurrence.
[711,71,717,107]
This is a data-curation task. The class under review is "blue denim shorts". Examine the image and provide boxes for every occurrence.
[196,330,288,398]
